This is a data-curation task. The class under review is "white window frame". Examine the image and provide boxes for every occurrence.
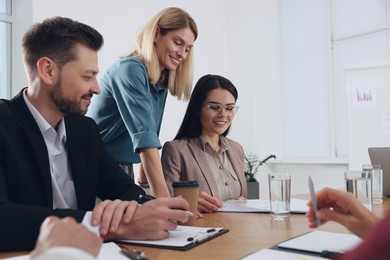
[330,0,390,158]
[279,0,390,164]
[0,0,12,99]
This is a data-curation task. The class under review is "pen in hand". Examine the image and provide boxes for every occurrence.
[138,194,157,204]
[138,194,196,217]
[119,245,148,260]
[308,176,321,227]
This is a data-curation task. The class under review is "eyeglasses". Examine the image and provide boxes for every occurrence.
[204,103,239,116]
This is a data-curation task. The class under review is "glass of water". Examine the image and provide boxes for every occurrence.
[344,170,372,211]
[268,173,291,221]
[362,165,383,204]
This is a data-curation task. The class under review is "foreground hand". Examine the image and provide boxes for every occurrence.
[306,187,380,238]
[91,199,139,236]
[103,197,190,241]
[197,191,223,215]
[31,216,102,259]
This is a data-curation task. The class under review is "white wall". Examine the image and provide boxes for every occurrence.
[13,0,347,196]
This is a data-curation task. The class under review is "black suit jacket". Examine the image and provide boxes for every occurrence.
[0,89,145,251]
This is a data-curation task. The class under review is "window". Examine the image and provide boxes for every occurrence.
[0,21,11,99]
[280,0,330,158]
[0,0,11,14]
[0,0,12,99]
[280,0,390,161]
[332,0,389,157]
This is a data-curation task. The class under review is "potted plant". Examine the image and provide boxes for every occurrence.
[245,153,277,199]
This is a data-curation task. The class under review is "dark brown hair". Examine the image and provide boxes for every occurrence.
[22,16,103,79]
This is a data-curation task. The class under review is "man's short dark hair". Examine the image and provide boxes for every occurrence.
[22,16,104,78]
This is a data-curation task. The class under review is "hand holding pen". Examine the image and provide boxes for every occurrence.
[139,194,196,217]
[306,187,380,238]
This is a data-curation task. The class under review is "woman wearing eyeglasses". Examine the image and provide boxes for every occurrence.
[161,74,247,215]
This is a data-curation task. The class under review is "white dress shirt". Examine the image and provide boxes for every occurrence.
[22,90,99,233]
[23,91,77,209]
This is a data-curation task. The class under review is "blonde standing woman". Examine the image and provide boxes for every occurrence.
[87,7,198,197]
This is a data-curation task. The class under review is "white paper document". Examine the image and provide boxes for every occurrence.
[98,242,129,260]
[218,198,308,213]
[243,248,324,260]
[244,230,363,259]
[278,230,362,254]
[120,225,226,249]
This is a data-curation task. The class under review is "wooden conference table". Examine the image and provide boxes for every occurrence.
[1,198,389,260]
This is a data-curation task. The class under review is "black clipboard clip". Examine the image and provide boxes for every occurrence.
[321,250,343,259]
[186,228,217,243]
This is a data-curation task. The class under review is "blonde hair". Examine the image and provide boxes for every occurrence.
[129,7,198,100]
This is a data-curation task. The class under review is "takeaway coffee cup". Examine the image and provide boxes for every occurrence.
[172,180,199,225]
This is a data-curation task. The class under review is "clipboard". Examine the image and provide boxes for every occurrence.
[270,230,362,258]
[119,225,229,251]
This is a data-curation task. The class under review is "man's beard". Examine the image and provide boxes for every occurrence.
[49,77,87,116]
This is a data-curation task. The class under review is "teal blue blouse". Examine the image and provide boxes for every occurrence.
[87,57,168,164]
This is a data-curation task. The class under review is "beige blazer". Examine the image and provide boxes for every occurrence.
[161,136,247,198]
